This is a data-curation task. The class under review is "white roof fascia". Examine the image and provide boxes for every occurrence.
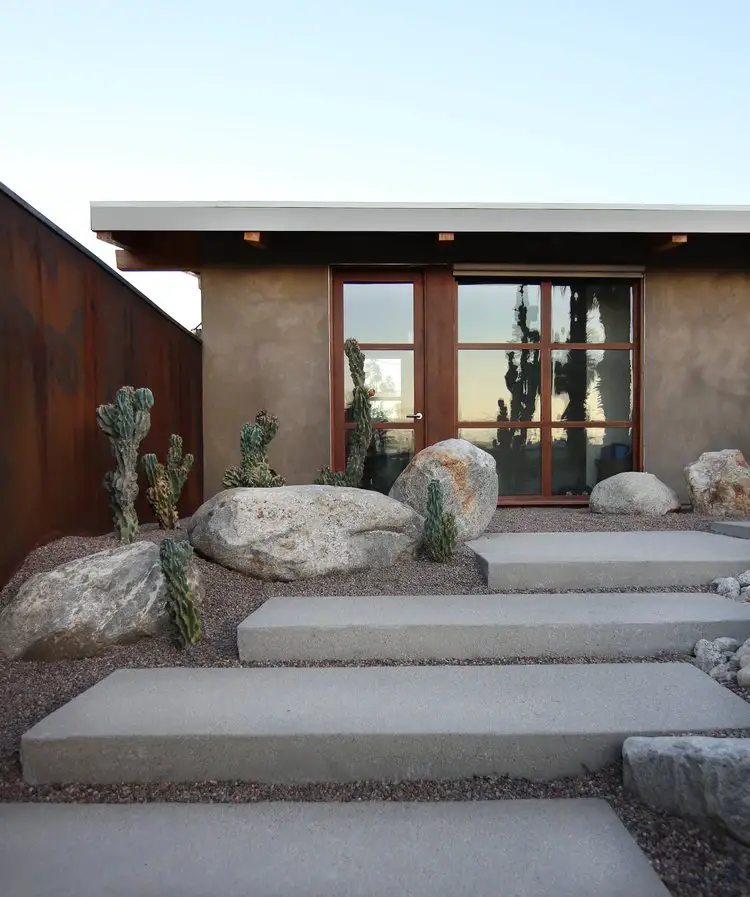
[90,201,750,234]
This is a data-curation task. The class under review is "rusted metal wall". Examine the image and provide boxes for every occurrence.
[0,183,203,589]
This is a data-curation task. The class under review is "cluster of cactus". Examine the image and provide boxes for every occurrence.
[423,479,458,562]
[159,539,201,649]
[96,386,154,543]
[142,435,194,529]
[316,339,373,487]
[223,410,286,488]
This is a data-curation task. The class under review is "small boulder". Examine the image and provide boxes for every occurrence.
[187,486,423,581]
[710,663,737,684]
[389,439,498,541]
[589,471,680,516]
[693,638,723,672]
[738,570,750,587]
[0,542,204,661]
[685,449,750,517]
[712,577,741,601]
[738,667,750,687]
[713,637,741,653]
[623,736,750,845]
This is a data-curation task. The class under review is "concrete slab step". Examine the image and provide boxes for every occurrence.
[22,663,750,785]
[712,520,750,540]
[237,593,750,662]
[467,530,750,590]
[0,799,670,897]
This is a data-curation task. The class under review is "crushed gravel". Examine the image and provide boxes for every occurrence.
[1,508,748,897]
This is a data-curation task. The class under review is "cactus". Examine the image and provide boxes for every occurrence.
[423,479,458,562]
[142,435,194,529]
[96,386,154,543]
[159,539,201,648]
[223,410,286,488]
[315,339,373,487]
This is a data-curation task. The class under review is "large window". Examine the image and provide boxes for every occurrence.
[457,279,639,499]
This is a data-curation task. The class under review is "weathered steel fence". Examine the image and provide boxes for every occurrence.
[0,182,203,588]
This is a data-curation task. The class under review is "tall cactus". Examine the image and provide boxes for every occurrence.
[223,410,286,488]
[142,435,194,529]
[159,539,201,649]
[424,479,458,562]
[96,386,154,543]
[316,339,373,487]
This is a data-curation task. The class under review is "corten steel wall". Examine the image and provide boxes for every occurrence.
[643,268,750,500]
[200,267,330,496]
[0,184,203,589]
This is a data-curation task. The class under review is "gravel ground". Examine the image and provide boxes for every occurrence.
[1,507,748,897]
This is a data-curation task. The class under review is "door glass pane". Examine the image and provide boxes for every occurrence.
[344,283,414,343]
[459,428,541,496]
[347,428,414,494]
[458,350,541,422]
[552,427,633,496]
[551,282,633,343]
[552,350,632,422]
[458,283,542,343]
[344,350,414,422]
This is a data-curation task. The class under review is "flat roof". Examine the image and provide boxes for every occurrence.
[90,201,750,235]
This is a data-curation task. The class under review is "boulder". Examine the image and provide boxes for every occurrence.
[389,439,498,541]
[685,449,750,517]
[0,542,204,661]
[589,471,680,516]
[693,638,723,672]
[737,667,750,687]
[187,486,423,581]
[623,736,750,846]
[712,577,741,601]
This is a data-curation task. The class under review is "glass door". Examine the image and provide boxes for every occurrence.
[331,271,425,493]
[456,278,639,501]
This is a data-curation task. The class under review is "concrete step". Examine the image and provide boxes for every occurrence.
[467,530,750,590]
[22,663,750,785]
[712,519,750,540]
[237,593,750,662]
[0,800,670,897]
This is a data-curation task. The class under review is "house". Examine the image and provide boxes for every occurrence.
[90,201,750,504]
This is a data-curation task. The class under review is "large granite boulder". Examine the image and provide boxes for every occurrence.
[187,486,424,581]
[389,439,498,541]
[623,736,750,845]
[0,542,204,661]
[685,449,750,517]
[589,471,680,516]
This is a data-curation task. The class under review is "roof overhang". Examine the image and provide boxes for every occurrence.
[91,201,750,235]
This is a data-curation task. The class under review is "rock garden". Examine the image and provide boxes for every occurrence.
[2,349,750,897]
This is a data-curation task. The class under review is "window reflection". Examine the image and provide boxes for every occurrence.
[343,283,414,343]
[458,283,542,343]
[458,350,541,421]
[459,428,541,496]
[344,351,414,422]
[346,428,414,494]
[552,350,632,422]
[551,283,633,344]
[551,428,633,496]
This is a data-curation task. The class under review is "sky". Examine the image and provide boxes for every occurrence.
[2,0,749,329]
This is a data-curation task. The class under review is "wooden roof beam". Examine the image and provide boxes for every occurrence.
[653,234,688,253]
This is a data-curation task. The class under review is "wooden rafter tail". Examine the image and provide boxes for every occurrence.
[653,234,688,253]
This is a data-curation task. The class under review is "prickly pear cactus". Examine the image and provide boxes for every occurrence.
[223,410,286,488]
[159,539,201,649]
[143,435,194,529]
[424,479,458,562]
[96,386,154,542]
[315,339,373,488]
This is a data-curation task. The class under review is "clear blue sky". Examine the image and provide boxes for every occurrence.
[3,0,749,328]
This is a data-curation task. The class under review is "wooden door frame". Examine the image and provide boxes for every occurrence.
[329,268,426,473]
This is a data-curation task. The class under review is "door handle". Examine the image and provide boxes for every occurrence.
[406,413,424,420]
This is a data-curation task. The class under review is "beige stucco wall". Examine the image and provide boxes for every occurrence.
[200,268,330,497]
[643,270,750,500]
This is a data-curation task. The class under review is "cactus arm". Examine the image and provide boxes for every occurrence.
[159,540,201,648]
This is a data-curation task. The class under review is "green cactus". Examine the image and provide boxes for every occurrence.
[142,435,194,529]
[223,410,286,488]
[315,339,373,488]
[159,539,201,649]
[96,386,154,543]
[424,479,458,562]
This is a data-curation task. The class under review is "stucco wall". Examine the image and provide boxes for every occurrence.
[200,268,330,497]
[643,270,750,500]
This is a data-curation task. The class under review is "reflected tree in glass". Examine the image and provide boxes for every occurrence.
[491,288,542,494]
